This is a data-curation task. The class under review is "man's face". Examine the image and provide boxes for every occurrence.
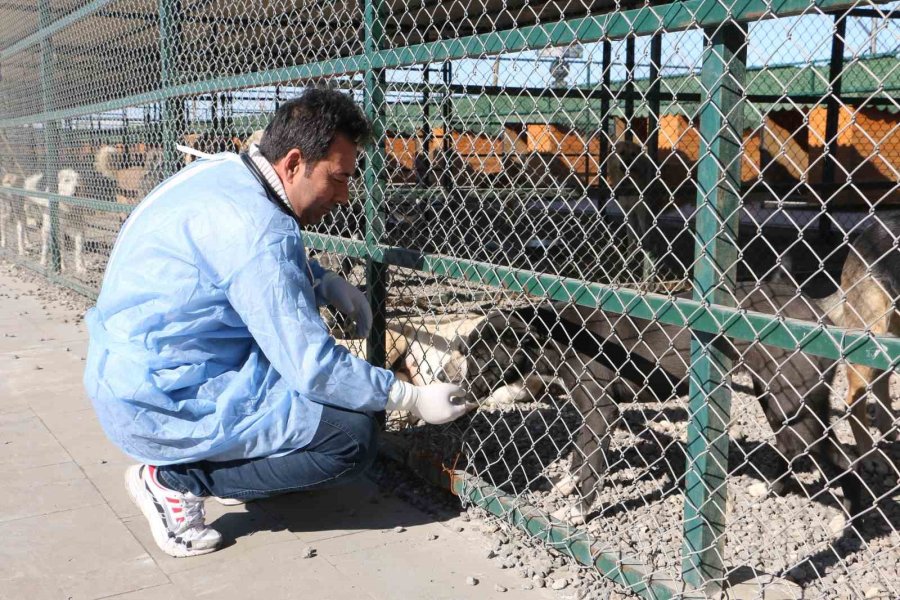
[278,134,357,226]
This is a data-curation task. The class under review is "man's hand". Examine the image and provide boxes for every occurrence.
[319,271,372,338]
[386,381,475,425]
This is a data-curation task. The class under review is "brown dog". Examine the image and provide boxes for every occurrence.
[826,215,899,457]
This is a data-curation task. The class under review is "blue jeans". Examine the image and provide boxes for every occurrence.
[157,405,378,500]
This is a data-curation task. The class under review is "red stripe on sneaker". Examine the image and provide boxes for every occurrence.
[147,465,172,492]
[166,497,180,504]
[172,507,183,513]
[176,517,184,523]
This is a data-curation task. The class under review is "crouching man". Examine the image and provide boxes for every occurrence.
[83,88,471,557]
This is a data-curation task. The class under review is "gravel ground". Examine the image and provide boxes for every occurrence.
[3,250,898,599]
[385,368,899,599]
[0,257,94,314]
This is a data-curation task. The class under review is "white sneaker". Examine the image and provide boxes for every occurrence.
[125,464,223,558]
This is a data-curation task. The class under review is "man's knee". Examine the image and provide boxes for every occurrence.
[318,406,379,477]
[346,411,378,474]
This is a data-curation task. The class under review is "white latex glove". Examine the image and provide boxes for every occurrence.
[319,271,372,338]
[386,380,475,425]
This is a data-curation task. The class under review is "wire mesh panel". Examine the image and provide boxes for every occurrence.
[1,0,899,597]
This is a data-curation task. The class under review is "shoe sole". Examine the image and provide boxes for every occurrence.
[213,497,246,506]
[125,465,220,558]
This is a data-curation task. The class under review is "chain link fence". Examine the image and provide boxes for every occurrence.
[1,0,899,597]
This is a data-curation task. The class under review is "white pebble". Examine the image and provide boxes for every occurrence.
[300,546,315,559]
[828,515,846,535]
[521,582,534,590]
[550,578,568,590]
[466,576,479,586]
[393,526,406,533]
[494,584,507,592]
[747,482,768,498]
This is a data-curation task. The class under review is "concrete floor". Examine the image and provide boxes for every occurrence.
[0,261,558,600]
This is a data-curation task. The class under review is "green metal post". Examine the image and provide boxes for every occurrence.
[621,36,651,281]
[599,40,612,198]
[422,62,432,179]
[648,35,662,163]
[642,34,663,279]
[364,0,388,371]
[681,23,746,595]
[158,0,185,173]
[37,0,60,273]
[819,12,846,237]
[624,37,635,143]
[440,60,453,193]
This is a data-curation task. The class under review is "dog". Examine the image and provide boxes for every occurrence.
[48,149,121,274]
[3,145,161,273]
[53,168,99,274]
[240,129,265,152]
[94,145,166,205]
[440,283,866,524]
[820,214,899,458]
[0,171,24,252]
[0,172,48,261]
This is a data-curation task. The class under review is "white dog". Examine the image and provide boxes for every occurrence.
[0,172,23,251]
[54,169,89,274]
[0,168,92,274]
[25,173,50,266]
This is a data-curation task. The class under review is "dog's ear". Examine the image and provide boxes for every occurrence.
[457,310,508,353]
[482,311,541,383]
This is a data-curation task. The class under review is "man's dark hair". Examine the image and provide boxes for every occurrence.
[258,87,371,171]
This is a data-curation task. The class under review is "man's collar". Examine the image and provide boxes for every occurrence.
[247,143,291,210]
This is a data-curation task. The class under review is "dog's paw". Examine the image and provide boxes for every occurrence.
[551,502,587,525]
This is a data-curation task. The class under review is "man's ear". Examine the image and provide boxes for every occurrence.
[278,149,304,183]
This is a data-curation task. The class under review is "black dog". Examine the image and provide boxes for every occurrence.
[440,284,865,523]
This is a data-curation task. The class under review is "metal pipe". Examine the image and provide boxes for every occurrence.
[440,60,453,193]
[599,40,612,189]
[819,11,847,237]
[681,23,746,595]
[625,37,635,143]
[37,0,60,273]
[364,0,389,372]
[158,0,186,173]
[648,34,663,163]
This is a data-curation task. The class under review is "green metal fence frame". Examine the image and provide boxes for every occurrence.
[3,0,899,596]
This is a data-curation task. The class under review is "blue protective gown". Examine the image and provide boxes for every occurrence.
[83,153,395,465]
